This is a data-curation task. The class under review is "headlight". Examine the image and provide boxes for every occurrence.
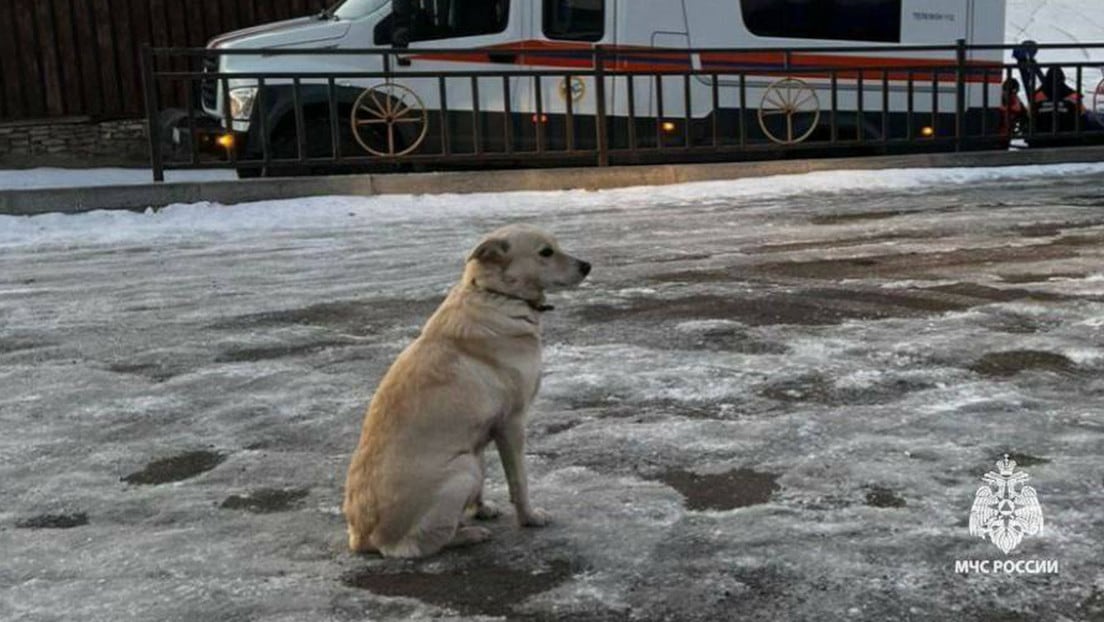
[228,87,258,121]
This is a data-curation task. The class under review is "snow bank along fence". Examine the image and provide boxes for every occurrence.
[143,41,1104,180]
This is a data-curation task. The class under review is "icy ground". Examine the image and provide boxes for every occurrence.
[2,164,1104,621]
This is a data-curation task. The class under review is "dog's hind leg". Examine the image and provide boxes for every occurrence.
[381,454,487,558]
[446,525,493,548]
[472,500,502,521]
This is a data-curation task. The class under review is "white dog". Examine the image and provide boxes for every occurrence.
[343,224,590,558]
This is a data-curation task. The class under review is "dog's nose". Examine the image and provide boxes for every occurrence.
[579,261,592,276]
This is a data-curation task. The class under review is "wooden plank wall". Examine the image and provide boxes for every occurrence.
[0,0,329,121]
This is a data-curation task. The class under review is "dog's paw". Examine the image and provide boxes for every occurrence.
[474,501,502,521]
[519,508,550,528]
[450,526,493,548]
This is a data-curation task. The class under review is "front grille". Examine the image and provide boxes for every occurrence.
[201,56,219,112]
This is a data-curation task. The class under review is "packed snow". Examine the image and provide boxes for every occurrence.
[0,168,236,191]
[2,2,1104,620]
[2,165,1103,620]
[4,163,1104,247]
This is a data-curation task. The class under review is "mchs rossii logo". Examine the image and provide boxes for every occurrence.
[955,455,1058,575]
[969,454,1044,554]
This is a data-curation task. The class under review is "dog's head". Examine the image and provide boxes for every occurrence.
[464,224,590,305]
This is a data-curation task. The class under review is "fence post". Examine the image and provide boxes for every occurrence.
[594,45,609,167]
[141,45,165,182]
[955,38,966,152]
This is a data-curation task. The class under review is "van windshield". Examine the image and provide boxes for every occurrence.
[374,0,510,45]
[332,0,388,20]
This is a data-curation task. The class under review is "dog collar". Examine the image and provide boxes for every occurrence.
[478,287,554,313]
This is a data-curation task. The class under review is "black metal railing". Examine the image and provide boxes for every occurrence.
[141,41,1104,181]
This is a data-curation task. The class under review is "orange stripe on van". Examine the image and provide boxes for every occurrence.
[410,41,1003,83]
[700,50,1002,83]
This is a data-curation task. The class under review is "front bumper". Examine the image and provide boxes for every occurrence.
[164,111,246,158]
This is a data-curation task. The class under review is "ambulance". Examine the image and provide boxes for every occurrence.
[190,0,1007,172]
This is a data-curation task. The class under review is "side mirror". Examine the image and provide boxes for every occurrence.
[392,26,410,49]
[391,0,411,48]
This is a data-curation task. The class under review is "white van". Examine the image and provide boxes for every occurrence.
[190,0,1008,170]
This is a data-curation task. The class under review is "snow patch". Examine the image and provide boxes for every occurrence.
[1062,348,1104,365]
[5,163,1104,249]
[0,168,236,190]
[674,319,746,333]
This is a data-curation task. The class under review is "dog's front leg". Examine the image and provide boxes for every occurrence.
[494,417,548,527]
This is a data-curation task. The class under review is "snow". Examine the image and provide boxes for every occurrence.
[0,168,236,191]
[2,3,1104,620]
[4,163,1104,249]
[2,164,1103,620]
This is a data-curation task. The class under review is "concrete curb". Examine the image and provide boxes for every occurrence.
[2,146,1104,216]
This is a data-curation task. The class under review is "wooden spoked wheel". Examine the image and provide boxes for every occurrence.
[351,83,429,156]
[758,77,821,144]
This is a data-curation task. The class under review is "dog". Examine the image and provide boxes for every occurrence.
[343,224,590,558]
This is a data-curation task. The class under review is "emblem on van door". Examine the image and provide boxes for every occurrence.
[351,83,429,157]
[558,76,586,103]
[968,455,1044,554]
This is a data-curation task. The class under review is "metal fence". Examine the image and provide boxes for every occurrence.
[142,42,1104,180]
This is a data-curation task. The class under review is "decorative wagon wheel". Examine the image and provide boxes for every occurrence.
[350,83,429,156]
[757,77,821,144]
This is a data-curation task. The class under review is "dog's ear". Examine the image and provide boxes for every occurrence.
[468,238,511,265]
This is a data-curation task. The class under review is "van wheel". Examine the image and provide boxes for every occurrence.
[263,115,365,177]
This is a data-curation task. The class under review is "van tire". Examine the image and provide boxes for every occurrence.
[257,113,353,176]
[253,106,419,177]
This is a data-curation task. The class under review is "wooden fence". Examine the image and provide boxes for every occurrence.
[0,0,329,122]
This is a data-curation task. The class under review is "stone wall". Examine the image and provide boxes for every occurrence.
[0,118,149,167]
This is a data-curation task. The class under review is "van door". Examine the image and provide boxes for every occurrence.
[967,0,1006,111]
[535,0,609,150]
[609,0,691,147]
[381,0,526,153]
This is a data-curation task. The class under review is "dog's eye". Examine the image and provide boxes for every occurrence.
[539,248,554,258]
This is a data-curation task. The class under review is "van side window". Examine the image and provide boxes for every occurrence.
[543,0,604,42]
[375,0,511,45]
[740,0,902,43]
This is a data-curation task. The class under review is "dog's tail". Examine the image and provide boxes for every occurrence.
[343,488,380,554]
[343,451,382,554]
[344,492,431,558]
